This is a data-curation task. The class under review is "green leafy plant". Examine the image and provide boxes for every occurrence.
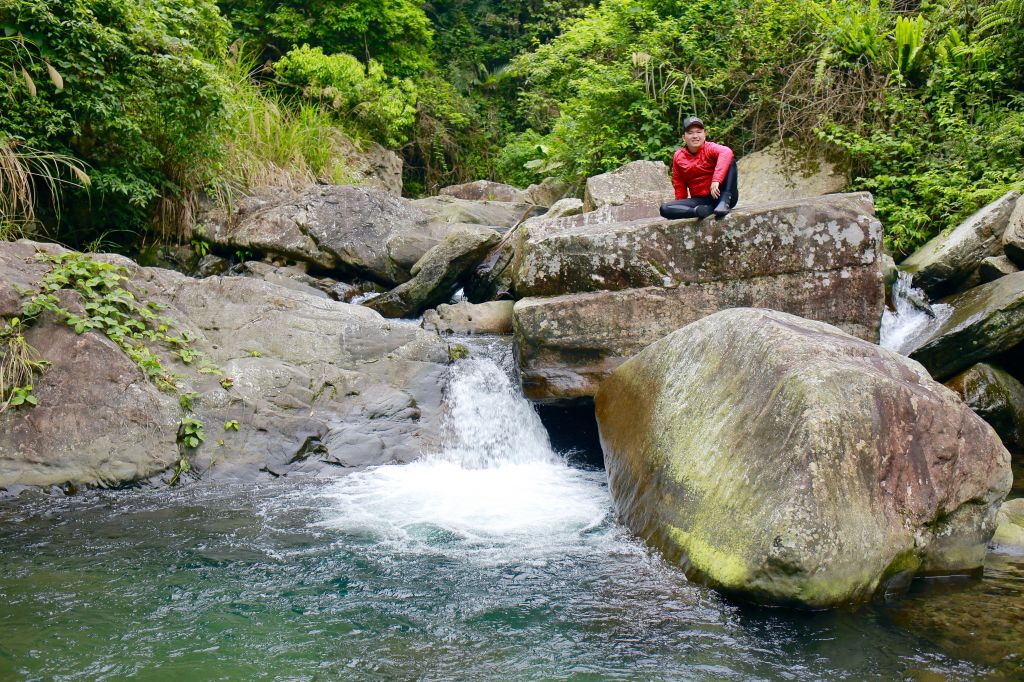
[168,456,192,486]
[0,317,49,412]
[224,419,239,431]
[178,416,205,450]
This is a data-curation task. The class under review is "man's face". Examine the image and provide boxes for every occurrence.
[683,126,706,151]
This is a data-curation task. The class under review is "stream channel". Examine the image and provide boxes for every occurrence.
[1,336,1022,680]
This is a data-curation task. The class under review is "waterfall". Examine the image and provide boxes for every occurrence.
[319,339,609,554]
[880,271,953,355]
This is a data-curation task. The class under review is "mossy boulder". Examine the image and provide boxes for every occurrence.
[595,308,1011,608]
[945,363,1024,451]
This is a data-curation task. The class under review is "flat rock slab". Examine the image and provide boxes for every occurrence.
[910,270,1024,380]
[412,196,538,233]
[735,142,847,207]
[514,193,881,297]
[440,180,529,203]
[596,308,1011,607]
[514,266,883,402]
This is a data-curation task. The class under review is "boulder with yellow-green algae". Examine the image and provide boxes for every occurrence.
[595,308,1012,608]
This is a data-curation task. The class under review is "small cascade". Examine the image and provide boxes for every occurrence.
[880,271,953,355]
[320,338,608,553]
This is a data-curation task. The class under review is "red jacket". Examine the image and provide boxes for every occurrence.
[671,141,734,199]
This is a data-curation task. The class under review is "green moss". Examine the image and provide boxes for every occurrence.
[667,525,750,587]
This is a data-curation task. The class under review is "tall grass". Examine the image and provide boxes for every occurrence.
[0,136,90,240]
[211,47,355,211]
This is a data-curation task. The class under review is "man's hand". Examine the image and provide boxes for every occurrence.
[710,181,721,199]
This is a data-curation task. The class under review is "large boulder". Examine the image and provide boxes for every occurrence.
[910,271,1024,380]
[514,193,885,402]
[596,308,1012,607]
[735,142,847,208]
[900,191,1021,297]
[440,180,529,203]
[526,177,570,207]
[991,499,1024,553]
[582,160,674,212]
[979,254,1019,283]
[0,240,453,491]
[1002,195,1024,267]
[412,195,539,233]
[333,136,404,195]
[366,225,499,318]
[200,185,449,285]
[945,363,1024,451]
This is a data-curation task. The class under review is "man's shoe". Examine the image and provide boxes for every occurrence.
[713,193,732,219]
[694,204,714,220]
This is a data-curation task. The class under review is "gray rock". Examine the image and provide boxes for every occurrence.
[900,191,1020,297]
[526,177,570,207]
[991,499,1024,553]
[979,255,1019,283]
[583,160,674,212]
[945,363,1024,451]
[463,228,522,304]
[596,308,1011,607]
[200,185,448,286]
[1002,196,1024,266]
[735,142,846,208]
[0,243,454,490]
[238,260,329,298]
[530,198,583,222]
[910,271,1024,380]
[422,301,514,335]
[366,225,500,318]
[334,136,403,195]
[514,192,882,298]
[440,180,529,203]
[196,254,229,277]
[412,195,538,233]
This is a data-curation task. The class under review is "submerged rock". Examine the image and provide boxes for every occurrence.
[582,160,674,212]
[366,225,499,318]
[0,240,452,490]
[910,271,1024,380]
[945,363,1024,451]
[514,193,884,402]
[900,191,1020,297]
[596,308,1012,608]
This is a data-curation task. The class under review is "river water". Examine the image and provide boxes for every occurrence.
[1,340,1022,680]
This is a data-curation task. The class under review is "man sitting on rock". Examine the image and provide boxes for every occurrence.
[660,116,739,220]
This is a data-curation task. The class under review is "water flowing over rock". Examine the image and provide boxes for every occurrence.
[900,191,1021,297]
[514,192,885,402]
[595,308,1012,608]
[582,160,674,212]
[735,142,847,207]
[440,180,529,203]
[910,271,1024,380]
[0,241,453,491]
[945,363,1024,451]
[365,225,499,318]
[199,185,448,286]
[880,271,953,356]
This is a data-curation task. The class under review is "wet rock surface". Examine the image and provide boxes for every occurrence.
[0,241,452,490]
[910,271,1024,380]
[945,363,1024,452]
[900,191,1021,297]
[596,308,1012,608]
[365,225,499,318]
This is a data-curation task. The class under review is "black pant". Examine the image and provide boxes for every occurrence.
[660,159,739,219]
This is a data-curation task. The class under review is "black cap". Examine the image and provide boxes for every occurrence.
[682,116,705,131]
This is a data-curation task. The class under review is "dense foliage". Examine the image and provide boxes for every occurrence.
[0,0,1021,256]
[503,0,1024,255]
[0,0,230,245]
